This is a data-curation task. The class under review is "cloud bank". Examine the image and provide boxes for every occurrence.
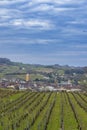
[0,0,87,66]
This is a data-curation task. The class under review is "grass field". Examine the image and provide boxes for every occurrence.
[0,89,87,130]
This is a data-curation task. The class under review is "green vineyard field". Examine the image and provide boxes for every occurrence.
[0,89,87,130]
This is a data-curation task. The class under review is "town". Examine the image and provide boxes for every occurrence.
[0,58,87,92]
[0,73,82,92]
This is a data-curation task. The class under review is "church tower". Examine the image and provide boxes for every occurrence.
[26,73,30,82]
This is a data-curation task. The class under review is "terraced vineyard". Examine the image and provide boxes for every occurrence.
[0,89,87,130]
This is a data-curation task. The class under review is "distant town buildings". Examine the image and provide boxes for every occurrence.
[0,72,83,92]
[58,80,72,88]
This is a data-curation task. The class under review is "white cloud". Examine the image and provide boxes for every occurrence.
[28,0,84,5]
[0,7,54,30]
[0,0,85,5]
[0,8,22,20]
[20,0,85,9]
[27,4,74,13]
[0,38,56,45]
[0,0,86,31]
[0,0,27,5]
[10,19,54,30]
[68,19,87,25]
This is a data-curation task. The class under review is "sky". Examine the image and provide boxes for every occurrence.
[0,0,87,66]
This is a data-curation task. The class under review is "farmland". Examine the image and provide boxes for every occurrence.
[0,89,87,130]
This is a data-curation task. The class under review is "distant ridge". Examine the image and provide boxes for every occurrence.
[0,58,12,65]
[0,58,87,69]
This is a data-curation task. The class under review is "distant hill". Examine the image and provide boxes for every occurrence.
[0,58,86,69]
[0,58,13,65]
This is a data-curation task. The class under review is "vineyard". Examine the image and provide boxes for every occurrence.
[0,89,87,130]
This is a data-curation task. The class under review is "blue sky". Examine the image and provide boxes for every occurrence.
[0,0,87,66]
